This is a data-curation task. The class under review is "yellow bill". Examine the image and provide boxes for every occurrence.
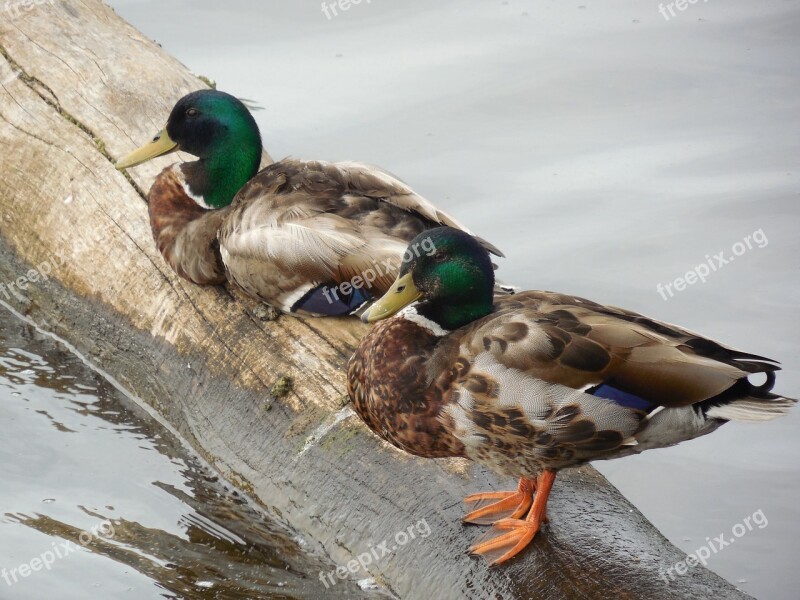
[115,128,178,170]
[362,273,421,323]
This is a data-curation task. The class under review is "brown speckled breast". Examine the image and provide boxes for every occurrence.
[148,166,231,285]
[348,318,465,458]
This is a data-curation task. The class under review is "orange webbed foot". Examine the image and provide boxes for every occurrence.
[463,478,535,525]
[469,517,541,565]
[468,470,556,566]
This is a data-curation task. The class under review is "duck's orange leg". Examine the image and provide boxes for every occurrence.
[469,470,556,566]
[463,478,536,525]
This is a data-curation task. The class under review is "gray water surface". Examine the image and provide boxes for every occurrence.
[0,306,372,599]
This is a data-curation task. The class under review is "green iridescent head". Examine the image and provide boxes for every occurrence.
[363,227,495,331]
[116,90,262,209]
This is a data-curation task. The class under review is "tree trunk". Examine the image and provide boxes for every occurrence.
[0,2,751,598]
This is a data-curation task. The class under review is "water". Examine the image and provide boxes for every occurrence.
[10,0,800,597]
[0,306,372,599]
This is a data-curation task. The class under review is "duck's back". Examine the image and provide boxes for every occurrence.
[219,159,497,315]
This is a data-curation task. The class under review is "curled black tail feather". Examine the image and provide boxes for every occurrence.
[749,371,777,395]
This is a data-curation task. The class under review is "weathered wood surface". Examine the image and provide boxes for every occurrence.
[0,2,752,598]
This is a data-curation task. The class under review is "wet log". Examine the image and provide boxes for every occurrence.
[0,2,752,598]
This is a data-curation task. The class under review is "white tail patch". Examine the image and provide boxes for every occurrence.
[707,397,796,423]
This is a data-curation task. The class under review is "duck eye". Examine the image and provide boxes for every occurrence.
[186,108,200,117]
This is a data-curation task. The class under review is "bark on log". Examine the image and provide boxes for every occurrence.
[0,2,752,598]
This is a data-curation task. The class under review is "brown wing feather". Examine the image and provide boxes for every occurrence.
[220,159,501,309]
[445,291,763,408]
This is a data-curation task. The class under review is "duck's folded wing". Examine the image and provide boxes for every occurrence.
[221,158,503,312]
[235,159,504,255]
[455,291,782,408]
[220,199,408,312]
[331,161,504,257]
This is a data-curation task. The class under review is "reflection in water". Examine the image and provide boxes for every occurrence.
[0,307,375,599]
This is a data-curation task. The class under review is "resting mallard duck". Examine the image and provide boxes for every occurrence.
[348,227,795,565]
[115,90,504,315]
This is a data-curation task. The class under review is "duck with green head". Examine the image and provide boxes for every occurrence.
[116,90,504,316]
[348,226,795,565]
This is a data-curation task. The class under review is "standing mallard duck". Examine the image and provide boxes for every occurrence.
[348,227,795,565]
[115,90,504,315]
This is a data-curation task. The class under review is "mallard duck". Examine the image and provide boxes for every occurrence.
[115,90,504,315]
[348,226,795,565]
